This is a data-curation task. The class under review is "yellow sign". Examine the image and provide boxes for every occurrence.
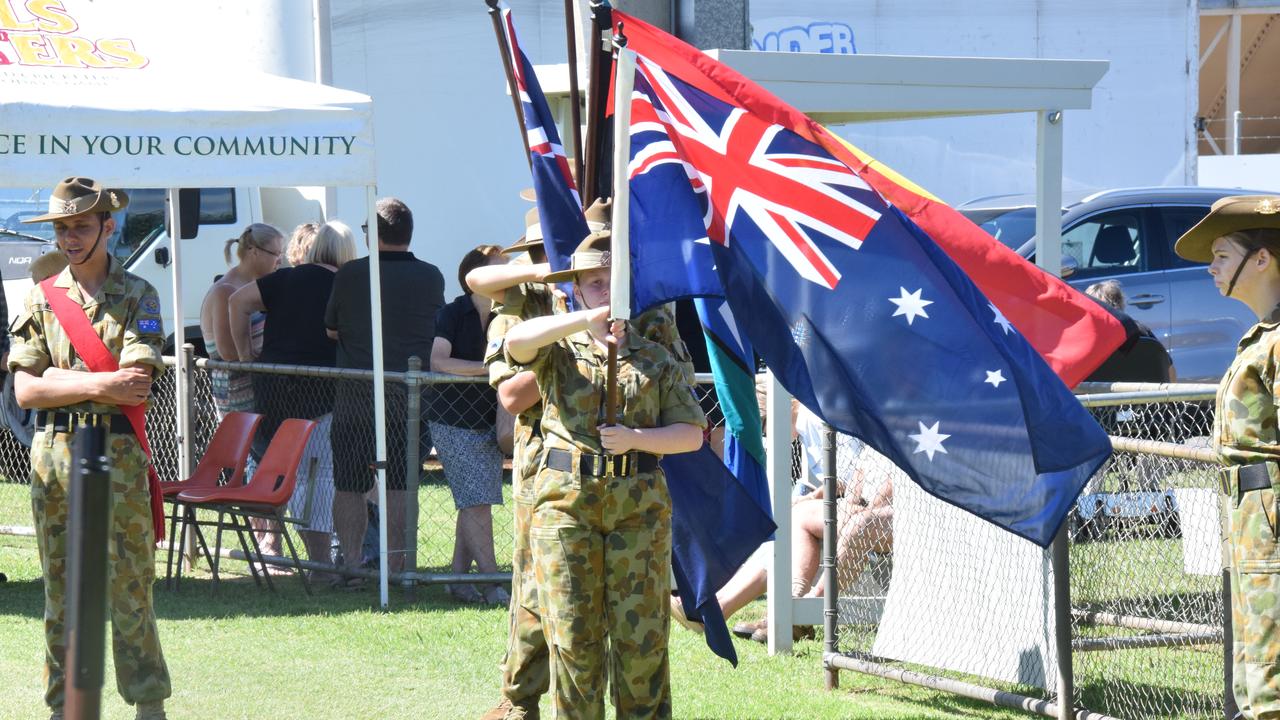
[0,1,147,69]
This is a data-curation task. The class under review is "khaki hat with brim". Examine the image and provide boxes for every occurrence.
[502,207,544,255]
[30,251,68,282]
[1174,195,1280,263]
[23,176,129,224]
[543,233,610,284]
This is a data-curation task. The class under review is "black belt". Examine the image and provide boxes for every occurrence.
[35,410,132,434]
[1220,462,1275,499]
[545,447,659,478]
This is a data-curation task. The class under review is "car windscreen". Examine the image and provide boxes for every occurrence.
[0,188,55,243]
[958,207,1040,251]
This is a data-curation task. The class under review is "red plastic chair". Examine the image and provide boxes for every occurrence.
[176,418,317,594]
[163,411,262,586]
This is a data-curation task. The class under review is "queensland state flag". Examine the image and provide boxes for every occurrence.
[619,15,1117,547]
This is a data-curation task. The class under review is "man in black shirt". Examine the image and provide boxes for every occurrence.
[325,197,445,577]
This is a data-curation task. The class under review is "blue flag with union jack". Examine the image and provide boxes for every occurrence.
[498,3,587,275]
[623,51,1112,547]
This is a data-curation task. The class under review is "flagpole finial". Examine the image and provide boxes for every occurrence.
[484,0,500,12]
[613,21,627,49]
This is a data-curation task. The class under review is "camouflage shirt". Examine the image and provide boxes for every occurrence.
[8,257,166,415]
[522,324,706,457]
[631,302,696,387]
[1215,304,1280,467]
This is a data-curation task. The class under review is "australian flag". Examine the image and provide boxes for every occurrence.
[624,51,1112,547]
[498,2,588,272]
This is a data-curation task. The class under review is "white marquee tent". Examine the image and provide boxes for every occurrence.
[0,62,399,605]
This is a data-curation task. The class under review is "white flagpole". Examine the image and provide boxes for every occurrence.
[610,46,635,322]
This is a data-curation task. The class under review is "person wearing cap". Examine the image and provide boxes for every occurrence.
[8,177,171,720]
[501,224,706,719]
[1175,195,1280,719]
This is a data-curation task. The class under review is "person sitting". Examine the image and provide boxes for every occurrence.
[671,433,897,644]
[1083,279,1176,383]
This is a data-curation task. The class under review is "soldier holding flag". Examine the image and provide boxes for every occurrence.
[501,228,705,719]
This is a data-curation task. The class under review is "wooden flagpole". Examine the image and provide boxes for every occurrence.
[485,0,533,169]
[563,0,585,199]
[582,0,613,204]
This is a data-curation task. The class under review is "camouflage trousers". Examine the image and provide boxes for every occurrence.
[1227,475,1280,719]
[30,427,172,711]
[531,459,672,720]
[501,459,550,704]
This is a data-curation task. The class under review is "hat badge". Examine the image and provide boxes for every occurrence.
[109,192,120,208]
[598,251,611,267]
[52,197,76,215]
[1258,198,1280,215]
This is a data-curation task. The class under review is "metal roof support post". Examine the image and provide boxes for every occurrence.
[1036,107,1073,720]
[166,189,190,481]
[367,185,390,608]
[766,371,793,655]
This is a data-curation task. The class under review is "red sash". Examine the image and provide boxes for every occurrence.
[40,277,165,543]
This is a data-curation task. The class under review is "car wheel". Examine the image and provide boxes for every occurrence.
[2,371,35,448]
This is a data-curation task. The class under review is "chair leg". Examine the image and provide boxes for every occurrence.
[228,511,265,589]
[277,513,312,596]
[241,513,276,593]
[185,506,216,587]
[164,500,180,589]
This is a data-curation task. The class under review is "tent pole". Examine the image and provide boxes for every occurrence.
[367,186,389,608]
[166,189,190,481]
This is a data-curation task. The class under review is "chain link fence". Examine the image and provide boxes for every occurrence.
[827,383,1225,720]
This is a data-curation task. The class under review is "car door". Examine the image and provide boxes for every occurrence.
[1156,204,1257,382]
[1059,207,1172,350]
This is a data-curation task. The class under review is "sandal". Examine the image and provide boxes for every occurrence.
[482,585,511,607]
[445,583,484,604]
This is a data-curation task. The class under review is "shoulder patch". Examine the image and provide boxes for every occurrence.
[137,318,162,334]
[141,296,161,315]
[486,338,503,355]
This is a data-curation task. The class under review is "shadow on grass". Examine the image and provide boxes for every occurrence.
[1076,677,1221,720]
[0,570,498,622]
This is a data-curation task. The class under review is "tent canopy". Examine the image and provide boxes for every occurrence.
[0,64,375,189]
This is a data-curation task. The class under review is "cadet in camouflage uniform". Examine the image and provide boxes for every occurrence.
[504,228,705,720]
[471,202,701,720]
[1176,195,1280,719]
[9,178,171,720]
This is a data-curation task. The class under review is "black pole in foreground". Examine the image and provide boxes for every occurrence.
[563,0,585,196]
[582,1,613,204]
[64,425,109,720]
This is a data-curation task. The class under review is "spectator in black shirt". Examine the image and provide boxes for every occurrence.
[325,197,445,578]
[229,220,356,576]
[429,244,508,605]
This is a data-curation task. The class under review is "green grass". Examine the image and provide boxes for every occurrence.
[0,532,1037,720]
[0,480,1222,719]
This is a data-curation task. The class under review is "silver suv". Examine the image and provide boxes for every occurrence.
[957,187,1273,382]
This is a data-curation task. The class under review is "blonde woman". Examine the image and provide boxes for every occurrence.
[228,221,357,580]
[198,223,283,416]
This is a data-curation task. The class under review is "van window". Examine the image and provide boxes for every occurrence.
[108,188,237,265]
[1060,210,1148,279]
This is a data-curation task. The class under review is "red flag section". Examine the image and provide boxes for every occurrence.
[614,11,1126,387]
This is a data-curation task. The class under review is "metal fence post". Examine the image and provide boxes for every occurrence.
[179,344,196,481]
[1222,495,1240,720]
[822,422,839,690]
[404,356,422,580]
[1052,524,1074,720]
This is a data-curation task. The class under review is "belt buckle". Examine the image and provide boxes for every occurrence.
[74,411,96,428]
